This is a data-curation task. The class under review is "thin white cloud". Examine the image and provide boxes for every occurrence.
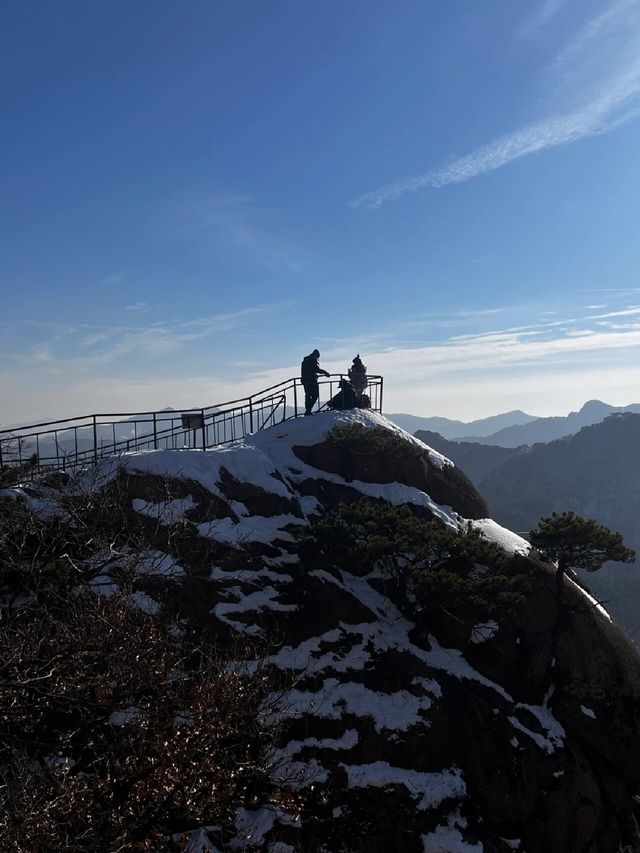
[352,0,640,208]
[519,0,568,39]
[102,271,128,287]
[588,305,640,319]
[176,195,305,272]
[11,307,272,371]
[4,300,640,423]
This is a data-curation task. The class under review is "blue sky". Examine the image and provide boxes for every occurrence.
[2,0,640,423]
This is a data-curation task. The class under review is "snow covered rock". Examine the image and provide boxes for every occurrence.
[8,409,640,851]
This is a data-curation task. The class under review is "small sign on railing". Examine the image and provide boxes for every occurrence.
[181,412,205,449]
[181,413,204,430]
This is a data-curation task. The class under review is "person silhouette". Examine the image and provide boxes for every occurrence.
[348,354,367,397]
[300,349,330,415]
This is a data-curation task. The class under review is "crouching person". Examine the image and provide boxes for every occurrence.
[328,378,358,411]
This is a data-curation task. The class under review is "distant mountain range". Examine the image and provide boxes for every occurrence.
[388,409,537,440]
[417,413,640,644]
[391,400,640,446]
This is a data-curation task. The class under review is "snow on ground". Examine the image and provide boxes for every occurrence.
[128,590,161,615]
[109,706,141,726]
[42,756,76,771]
[507,700,565,754]
[88,574,119,596]
[132,495,196,524]
[266,565,568,760]
[244,411,460,530]
[348,479,460,529]
[122,442,293,500]
[213,586,297,636]
[232,807,300,848]
[566,575,612,621]
[266,568,501,732]
[422,825,483,853]
[136,550,185,578]
[171,828,221,853]
[210,565,292,584]
[273,677,436,733]
[341,762,466,810]
[471,519,530,555]
[0,485,68,520]
[198,513,303,547]
[248,409,452,471]
[422,809,483,852]
[470,620,499,644]
[272,729,359,776]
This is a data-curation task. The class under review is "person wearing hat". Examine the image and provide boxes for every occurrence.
[348,353,367,398]
[300,348,330,415]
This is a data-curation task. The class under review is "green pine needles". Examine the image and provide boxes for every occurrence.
[298,499,532,626]
[529,511,635,603]
[529,511,635,573]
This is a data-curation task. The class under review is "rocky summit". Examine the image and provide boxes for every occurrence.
[5,409,640,852]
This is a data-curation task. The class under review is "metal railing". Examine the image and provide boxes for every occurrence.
[0,374,383,481]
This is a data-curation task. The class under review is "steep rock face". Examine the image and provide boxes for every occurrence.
[9,410,640,852]
[422,414,640,645]
[292,433,488,519]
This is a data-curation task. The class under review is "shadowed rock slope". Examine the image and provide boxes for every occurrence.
[6,410,640,852]
[417,414,640,646]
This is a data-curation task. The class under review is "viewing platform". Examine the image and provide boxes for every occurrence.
[0,374,383,482]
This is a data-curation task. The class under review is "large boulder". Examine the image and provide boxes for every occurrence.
[291,420,489,519]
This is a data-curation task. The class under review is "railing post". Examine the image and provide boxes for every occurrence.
[379,376,383,413]
[293,380,298,418]
[153,413,158,449]
[201,409,206,449]
[93,416,98,463]
[249,398,254,434]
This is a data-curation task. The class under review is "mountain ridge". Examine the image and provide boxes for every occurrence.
[392,399,640,447]
[388,408,537,439]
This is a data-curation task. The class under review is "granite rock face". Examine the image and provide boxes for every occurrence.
[10,409,640,852]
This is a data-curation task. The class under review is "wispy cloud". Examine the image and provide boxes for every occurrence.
[519,0,568,39]
[3,299,640,423]
[102,270,128,287]
[352,0,640,208]
[10,307,274,372]
[588,304,640,319]
[176,195,305,272]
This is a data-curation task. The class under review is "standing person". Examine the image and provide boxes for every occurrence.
[301,349,330,416]
[348,354,367,397]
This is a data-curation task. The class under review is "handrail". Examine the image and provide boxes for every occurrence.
[0,373,384,480]
[0,374,383,435]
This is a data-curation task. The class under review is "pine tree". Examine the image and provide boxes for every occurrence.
[529,511,635,604]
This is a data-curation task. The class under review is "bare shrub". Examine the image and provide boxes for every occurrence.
[0,470,293,851]
[0,590,279,851]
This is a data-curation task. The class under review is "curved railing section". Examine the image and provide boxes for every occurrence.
[0,374,383,480]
